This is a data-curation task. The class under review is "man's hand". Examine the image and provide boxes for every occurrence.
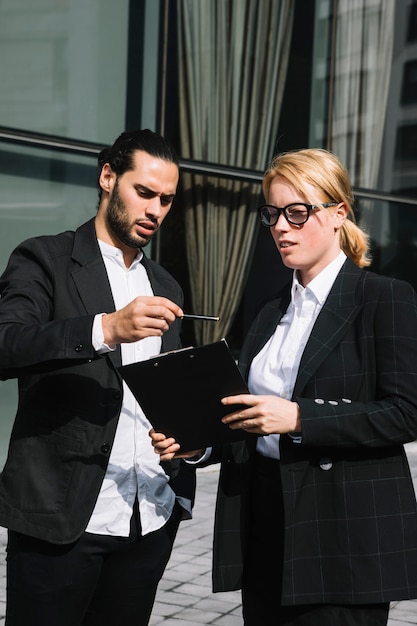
[149,429,203,461]
[102,296,183,345]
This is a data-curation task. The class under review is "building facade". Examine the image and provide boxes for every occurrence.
[0,0,416,466]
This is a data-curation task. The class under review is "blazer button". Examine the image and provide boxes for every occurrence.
[319,457,333,471]
[101,443,110,454]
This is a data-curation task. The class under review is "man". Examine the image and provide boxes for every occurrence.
[0,129,195,626]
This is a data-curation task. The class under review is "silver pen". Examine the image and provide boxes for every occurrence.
[181,314,220,322]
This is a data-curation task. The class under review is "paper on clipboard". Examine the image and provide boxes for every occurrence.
[118,338,254,452]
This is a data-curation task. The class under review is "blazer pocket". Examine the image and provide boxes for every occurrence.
[1,427,83,514]
[347,458,406,482]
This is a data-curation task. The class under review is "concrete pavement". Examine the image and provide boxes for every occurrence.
[0,443,416,624]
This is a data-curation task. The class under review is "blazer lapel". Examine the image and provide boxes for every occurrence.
[292,259,363,397]
[240,286,291,379]
[70,219,121,368]
[68,221,182,364]
[70,219,116,315]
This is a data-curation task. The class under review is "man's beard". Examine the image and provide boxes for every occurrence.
[106,180,155,249]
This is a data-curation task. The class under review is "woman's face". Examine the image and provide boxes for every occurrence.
[267,176,347,286]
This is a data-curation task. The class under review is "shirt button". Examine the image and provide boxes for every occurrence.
[314,398,325,404]
[319,457,333,470]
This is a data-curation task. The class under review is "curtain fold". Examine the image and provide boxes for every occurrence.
[329,0,395,251]
[329,0,394,189]
[177,0,294,344]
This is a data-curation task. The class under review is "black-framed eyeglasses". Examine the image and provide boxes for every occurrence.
[258,202,338,227]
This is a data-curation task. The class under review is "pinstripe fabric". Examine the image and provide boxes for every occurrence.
[212,259,417,605]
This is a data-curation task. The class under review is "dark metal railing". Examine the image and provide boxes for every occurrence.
[0,125,416,206]
[0,126,263,183]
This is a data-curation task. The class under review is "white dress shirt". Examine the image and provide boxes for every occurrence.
[85,240,176,537]
[249,252,347,460]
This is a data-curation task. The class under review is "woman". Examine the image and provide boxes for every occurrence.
[151,148,417,625]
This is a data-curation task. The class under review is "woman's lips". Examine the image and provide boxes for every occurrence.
[279,240,295,249]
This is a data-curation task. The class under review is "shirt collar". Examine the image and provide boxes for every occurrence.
[98,239,143,266]
[291,251,347,305]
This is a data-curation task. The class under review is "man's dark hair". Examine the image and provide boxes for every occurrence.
[97,129,179,198]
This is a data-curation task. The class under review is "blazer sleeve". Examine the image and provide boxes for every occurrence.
[0,236,98,378]
[296,276,417,448]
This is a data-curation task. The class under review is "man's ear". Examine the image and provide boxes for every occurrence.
[99,163,116,194]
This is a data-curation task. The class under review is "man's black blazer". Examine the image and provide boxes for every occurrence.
[211,259,417,605]
[0,218,195,543]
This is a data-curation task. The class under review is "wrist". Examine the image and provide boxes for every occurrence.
[101,312,117,347]
[290,402,301,434]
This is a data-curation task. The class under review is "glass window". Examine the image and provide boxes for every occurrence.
[364,197,417,293]
[395,124,417,162]
[401,60,417,105]
[0,0,129,144]
[407,0,417,42]
[0,144,98,263]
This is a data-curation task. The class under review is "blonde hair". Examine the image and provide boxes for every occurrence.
[262,148,371,268]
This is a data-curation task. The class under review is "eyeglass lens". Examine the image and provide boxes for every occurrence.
[260,204,311,226]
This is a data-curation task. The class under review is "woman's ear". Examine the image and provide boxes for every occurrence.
[335,202,348,229]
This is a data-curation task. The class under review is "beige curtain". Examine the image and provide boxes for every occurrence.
[177,0,294,344]
[329,0,394,189]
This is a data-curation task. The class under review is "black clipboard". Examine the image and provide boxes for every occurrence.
[118,339,253,452]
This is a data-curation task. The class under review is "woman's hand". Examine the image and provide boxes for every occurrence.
[149,429,203,461]
[221,394,301,435]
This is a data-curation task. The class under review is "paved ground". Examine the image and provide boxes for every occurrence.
[0,443,416,624]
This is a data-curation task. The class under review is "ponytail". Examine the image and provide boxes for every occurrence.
[340,219,371,268]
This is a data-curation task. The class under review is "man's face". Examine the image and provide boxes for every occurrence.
[105,150,179,250]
